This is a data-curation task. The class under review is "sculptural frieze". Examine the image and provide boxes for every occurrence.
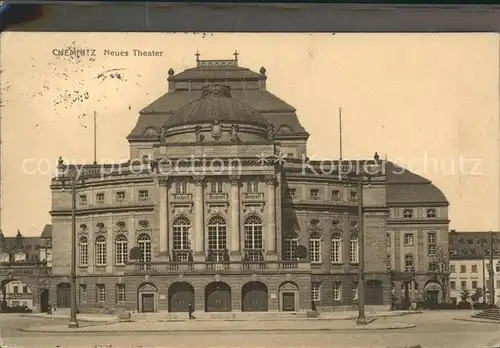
[211,120,222,141]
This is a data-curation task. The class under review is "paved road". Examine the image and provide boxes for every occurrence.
[1,312,499,348]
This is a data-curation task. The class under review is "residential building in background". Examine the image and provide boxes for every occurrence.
[449,231,500,305]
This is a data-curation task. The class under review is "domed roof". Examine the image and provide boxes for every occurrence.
[165,85,269,129]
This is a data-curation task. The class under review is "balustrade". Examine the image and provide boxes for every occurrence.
[206,192,229,201]
[171,193,192,202]
[242,192,264,201]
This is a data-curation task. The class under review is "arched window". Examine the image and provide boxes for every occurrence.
[173,216,191,250]
[208,216,227,262]
[244,215,263,261]
[283,232,298,261]
[331,233,342,264]
[79,237,88,266]
[309,233,321,263]
[208,216,227,251]
[95,236,106,266]
[137,234,152,264]
[244,215,263,250]
[349,232,359,264]
[115,235,128,265]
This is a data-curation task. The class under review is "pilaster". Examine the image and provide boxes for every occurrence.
[265,174,278,261]
[229,175,241,261]
[193,175,205,258]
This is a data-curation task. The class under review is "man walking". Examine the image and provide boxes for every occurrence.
[188,302,195,320]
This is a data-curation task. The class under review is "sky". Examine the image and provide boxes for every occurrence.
[0,33,498,236]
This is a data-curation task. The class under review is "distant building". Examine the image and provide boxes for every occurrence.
[0,225,52,311]
[449,231,500,305]
[49,54,449,314]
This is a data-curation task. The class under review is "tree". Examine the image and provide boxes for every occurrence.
[471,288,483,303]
[460,289,471,302]
[428,243,451,303]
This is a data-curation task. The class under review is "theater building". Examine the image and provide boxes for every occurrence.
[49,54,449,313]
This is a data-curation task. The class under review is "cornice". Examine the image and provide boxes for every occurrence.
[286,202,357,212]
[387,219,450,226]
[387,202,449,208]
[49,205,155,217]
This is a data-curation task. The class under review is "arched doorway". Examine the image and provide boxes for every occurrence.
[40,289,49,313]
[56,283,71,308]
[205,282,231,312]
[424,281,442,309]
[241,282,268,312]
[168,282,195,312]
[278,281,299,312]
[137,282,158,313]
[366,280,384,305]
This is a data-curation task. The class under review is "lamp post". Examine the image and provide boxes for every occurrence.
[57,157,82,329]
[348,153,381,326]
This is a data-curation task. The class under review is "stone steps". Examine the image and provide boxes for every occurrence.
[471,308,500,321]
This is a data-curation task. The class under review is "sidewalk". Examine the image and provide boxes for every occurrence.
[23,310,420,323]
[22,317,417,333]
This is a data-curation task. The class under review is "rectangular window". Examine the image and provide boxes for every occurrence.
[460,281,467,290]
[13,286,18,295]
[404,254,413,271]
[472,281,478,289]
[176,181,188,194]
[96,284,105,303]
[79,194,87,205]
[138,190,149,200]
[22,285,27,294]
[79,284,87,303]
[332,190,340,200]
[427,232,437,256]
[471,264,478,273]
[349,191,358,201]
[404,233,413,246]
[386,233,391,247]
[349,238,359,264]
[331,237,342,264]
[211,181,223,193]
[287,188,296,198]
[116,191,125,201]
[450,281,456,290]
[247,181,258,193]
[333,282,342,301]
[22,301,28,307]
[310,189,320,198]
[311,282,321,302]
[450,265,456,273]
[309,238,321,263]
[115,284,126,304]
[96,193,105,202]
[460,265,466,273]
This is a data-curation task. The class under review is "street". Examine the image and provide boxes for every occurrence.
[1,311,499,348]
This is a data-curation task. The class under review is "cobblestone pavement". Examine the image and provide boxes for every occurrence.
[1,311,499,348]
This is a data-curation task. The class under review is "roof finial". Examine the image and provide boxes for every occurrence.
[374,152,380,161]
[195,50,201,62]
[233,50,239,61]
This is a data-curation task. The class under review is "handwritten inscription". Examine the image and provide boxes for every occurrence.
[52,48,163,57]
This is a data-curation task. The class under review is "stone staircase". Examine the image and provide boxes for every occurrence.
[472,307,500,321]
[132,311,310,322]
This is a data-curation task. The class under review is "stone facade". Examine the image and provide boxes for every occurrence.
[49,56,449,313]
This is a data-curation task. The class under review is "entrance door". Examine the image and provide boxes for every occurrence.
[205,283,231,312]
[427,291,439,309]
[56,283,71,308]
[169,286,194,312]
[142,294,154,313]
[282,292,295,311]
[242,283,268,312]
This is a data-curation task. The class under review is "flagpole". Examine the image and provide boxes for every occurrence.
[93,111,97,165]
[339,107,343,161]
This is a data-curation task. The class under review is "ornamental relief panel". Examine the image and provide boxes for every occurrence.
[136,219,153,235]
[95,222,107,236]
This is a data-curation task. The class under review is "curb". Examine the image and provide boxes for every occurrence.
[20,314,117,323]
[453,317,500,324]
[20,324,417,333]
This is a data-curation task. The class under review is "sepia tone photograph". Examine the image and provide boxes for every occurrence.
[0,31,499,348]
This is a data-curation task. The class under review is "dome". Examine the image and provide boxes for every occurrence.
[165,85,269,129]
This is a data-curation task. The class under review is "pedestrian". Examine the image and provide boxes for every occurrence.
[188,302,195,320]
[47,303,52,315]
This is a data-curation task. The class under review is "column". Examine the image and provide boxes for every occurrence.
[158,176,169,255]
[229,176,241,256]
[193,175,205,254]
[265,174,277,253]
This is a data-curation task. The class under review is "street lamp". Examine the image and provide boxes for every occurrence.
[347,153,381,326]
[57,157,83,329]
